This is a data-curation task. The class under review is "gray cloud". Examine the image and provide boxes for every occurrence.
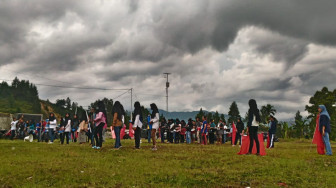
[0,0,336,120]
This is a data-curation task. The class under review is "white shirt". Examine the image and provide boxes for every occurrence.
[223,125,228,134]
[65,120,71,132]
[11,120,18,130]
[49,119,57,130]
[132,115,143,128]
[150,113,160,129]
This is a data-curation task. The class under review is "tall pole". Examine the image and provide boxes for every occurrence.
[163,73,171,112]
[130,88,133,120]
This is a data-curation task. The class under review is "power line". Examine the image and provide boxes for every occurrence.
[0,78,129,91]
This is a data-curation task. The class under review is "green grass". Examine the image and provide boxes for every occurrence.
[0,139,335,188]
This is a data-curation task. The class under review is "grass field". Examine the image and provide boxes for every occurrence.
[0,138,335,188]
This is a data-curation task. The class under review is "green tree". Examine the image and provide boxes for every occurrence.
[260,104,277,124]
[195,108,204,120]
[305,87,336,140]
[213,111,220,124]
[228,101,240,124]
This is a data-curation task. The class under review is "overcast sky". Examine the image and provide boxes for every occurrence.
[1,0,336,120]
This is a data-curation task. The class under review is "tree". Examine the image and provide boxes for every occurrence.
[260,104,277,124]
[292,111,308,138]
[213,111,220,124]
[220,114,226,123]
[195,108,204,120]
[305,87,336,140]
[228,101,240,124]
[65,97,71,110]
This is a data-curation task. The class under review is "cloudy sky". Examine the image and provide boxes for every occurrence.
[1,0,336,120]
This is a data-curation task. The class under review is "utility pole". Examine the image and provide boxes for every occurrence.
[163,73,171,112]
[130,88,133,120]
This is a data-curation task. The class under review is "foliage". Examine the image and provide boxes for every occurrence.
[305,87,336,140]
[260,104,277,124]
[0,77,41,114]
[228,101,240,124]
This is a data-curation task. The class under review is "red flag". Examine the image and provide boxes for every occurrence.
[129,123,134,138]
[120,124,126,139]
[232,122,237,145]
[312,114,325,155]
[238,133,267,156]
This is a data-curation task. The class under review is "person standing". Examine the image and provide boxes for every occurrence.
[235,118,245,146]
[71,114,79,142]
[94,101,107,149]
[216,120,224,144]
[186,119,193,144]
[10,117,18,140]
[223,122,228,144]
[147,115,152,143]
[268,116,277,149]
[111,101,124,149]
[150,103,159,150]
[201,115,208,145]
[64,113,71,144]
[48,113,57,144]
[246,99,261,155]
[132,101,143,149]
[196,117,202,144]
[160,118,167,143]
[318,105,332,156]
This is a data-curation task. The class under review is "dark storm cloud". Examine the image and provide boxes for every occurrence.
[151,0,336,65]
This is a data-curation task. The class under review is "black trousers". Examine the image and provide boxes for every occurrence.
[94,123,104,147]
[134,127,141,148]
[10,130,15,140]
[60,132,70,144]
[248,126,260,154]
[209,132,215,144]
[234,132,242,145]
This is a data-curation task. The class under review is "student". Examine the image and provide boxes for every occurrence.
[36,121,42,142]
[235,118,245,146]
[94,101,107,149]
[191,120,196,143]
[246,99,261,155]
[111,101,124,149]
[196,117,202,144]
[160,118,167,143]
[186,119,193,144]
[180,120,186,143]
[318,105,332,155]
[63,113,71,144]
[149,103,159,150]
[89,108,97,146]
[10,117,18,140]
[132,101,143,149]
[168,119,175,143]
[48,113,57,144]
[59,116,66,144]
[174,119,181,144]
[147,115,152,143]
[78,111,88,144]
[268,116,277,149]
[18,119,26,139]
[201,115,208,145]
[222,122,228,144]
[71,114,79,142]
[209,119,216,144]
[216,120,224,144]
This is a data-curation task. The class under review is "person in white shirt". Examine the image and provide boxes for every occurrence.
[149,103,159,151]
[48,113,57,144]
[223,122,228,144]
[10,117,18,140]
[132,102,143,149]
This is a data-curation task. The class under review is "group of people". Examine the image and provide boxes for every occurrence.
[8,99,332,155]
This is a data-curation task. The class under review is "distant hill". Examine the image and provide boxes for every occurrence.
[158,109,229,121]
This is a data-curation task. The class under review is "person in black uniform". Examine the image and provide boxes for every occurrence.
[234,118,245,146]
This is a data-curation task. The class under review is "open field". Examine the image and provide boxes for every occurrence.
[0,139,335,188]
